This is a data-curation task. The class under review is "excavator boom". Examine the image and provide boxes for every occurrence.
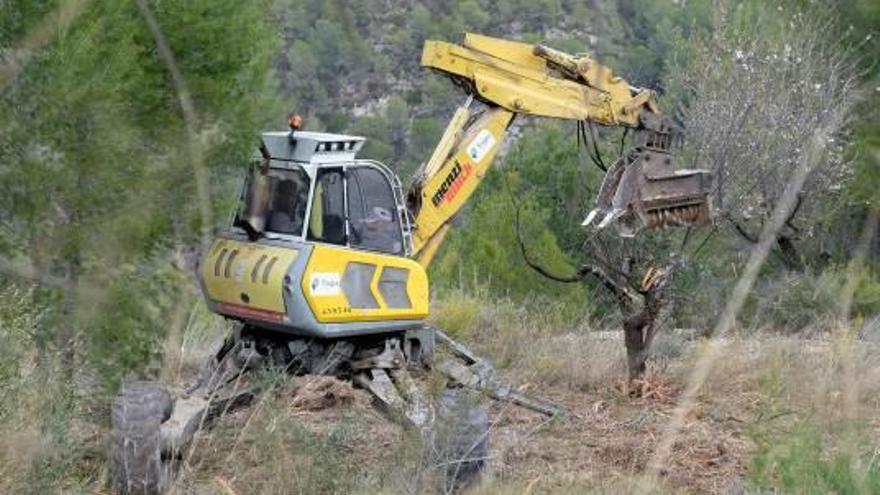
[421,33,651,126]
[409,34,714,256]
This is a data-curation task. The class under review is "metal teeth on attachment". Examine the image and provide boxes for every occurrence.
[644,203,711,229]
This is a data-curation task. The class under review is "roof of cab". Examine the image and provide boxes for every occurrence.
[261,131,366,165]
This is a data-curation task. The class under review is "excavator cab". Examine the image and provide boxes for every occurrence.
[235,139,407,255]
[200,130,430,339]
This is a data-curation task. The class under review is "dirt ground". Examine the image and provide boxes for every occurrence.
[181,373,751,494]
[484,378,750,494]
[171,332,880,495]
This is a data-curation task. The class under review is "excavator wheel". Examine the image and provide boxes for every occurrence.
[433,387,490,492]
[110,381,172,495]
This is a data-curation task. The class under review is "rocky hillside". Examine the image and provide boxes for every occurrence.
[269,0,615,174]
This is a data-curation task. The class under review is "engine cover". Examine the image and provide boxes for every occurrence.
[200,233,429,338]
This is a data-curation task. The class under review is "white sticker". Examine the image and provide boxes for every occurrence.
[309,272,341,296]
[467,129,496,163]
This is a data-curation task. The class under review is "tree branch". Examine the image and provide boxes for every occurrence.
[784,192,803,233]
[725,214,759,244]
[504,174,640,304]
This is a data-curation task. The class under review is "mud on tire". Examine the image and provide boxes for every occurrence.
[433,387,490,493]
[110,381,173,495]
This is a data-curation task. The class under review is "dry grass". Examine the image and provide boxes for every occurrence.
[126,291,871,494]
[420,295,879,494]
[159,294,880,494]
[1,285,878,494]
[172,374,430,495]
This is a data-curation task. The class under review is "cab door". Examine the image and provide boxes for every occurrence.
[300,164,428,324]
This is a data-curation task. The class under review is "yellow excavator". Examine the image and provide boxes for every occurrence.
[110,34,713,495]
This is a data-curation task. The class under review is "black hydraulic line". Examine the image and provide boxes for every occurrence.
[579,120,607,172]
[587,120,608,172]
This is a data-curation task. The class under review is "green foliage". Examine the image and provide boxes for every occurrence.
[410,116,445,161]
[749,421,880,494]
[0,281,104,493]
[87,264,186,392]
[738,267,880,333]
[350,114,394,165]
[0,1,281,486]
[428,123,595,313]
[0,0,279,389]
[610,0,714,86]
[0,0,53,49]
[744,271,841,332]
[853,267,880,317]
[0,283,48,417]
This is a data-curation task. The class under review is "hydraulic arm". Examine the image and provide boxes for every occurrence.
[422,33,656,125]
[408,34,713,263]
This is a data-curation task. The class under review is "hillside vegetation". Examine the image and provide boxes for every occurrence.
[1,0,878,493]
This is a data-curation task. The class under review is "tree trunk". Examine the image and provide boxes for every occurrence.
[623,311,649,378]
[619,287,664,380]
[621,307,661,379]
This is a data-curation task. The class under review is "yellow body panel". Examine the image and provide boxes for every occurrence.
[202,238,299,313]
[302,244,429,323]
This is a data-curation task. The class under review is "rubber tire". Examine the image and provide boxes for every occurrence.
[110,381,173,495]
[434,387,490,493]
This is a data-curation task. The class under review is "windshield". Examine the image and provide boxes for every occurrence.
[236,167,310,238]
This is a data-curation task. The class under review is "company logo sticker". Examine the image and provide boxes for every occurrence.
[467,129,496,163]
[431,160,474,207]
[309,272,341,296]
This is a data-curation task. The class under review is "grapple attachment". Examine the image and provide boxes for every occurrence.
[583,118,714,237]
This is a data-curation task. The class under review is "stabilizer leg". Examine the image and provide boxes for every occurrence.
[433,329,562,417]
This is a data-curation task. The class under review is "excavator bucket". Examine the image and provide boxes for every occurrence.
[583,121,714,237]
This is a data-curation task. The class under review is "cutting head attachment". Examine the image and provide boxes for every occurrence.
[583,116,714,237]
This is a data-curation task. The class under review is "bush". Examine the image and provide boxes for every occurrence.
[853,266,880,317]
[741,267,880,334]
[0,282,104,494]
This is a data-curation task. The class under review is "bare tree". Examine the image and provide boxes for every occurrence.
[511,9,862,381]
[668,10,861,270]
[510,183,680,380]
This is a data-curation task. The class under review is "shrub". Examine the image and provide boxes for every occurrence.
[744,270,844,333]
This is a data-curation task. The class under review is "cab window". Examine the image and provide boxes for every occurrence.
[307,168,346,245]
[236,167,310,238]
[347,166,403,254]
[265,175,309,235]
